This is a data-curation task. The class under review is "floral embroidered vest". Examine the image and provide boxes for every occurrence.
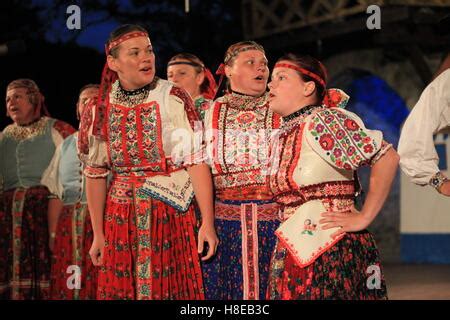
[107,80,171,177]
[210,92,281,200]
[269,106,359,213]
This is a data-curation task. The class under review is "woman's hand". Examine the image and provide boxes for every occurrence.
[197,223,219,261]
[320,205,372,239]
[89,233,105,266]
[48,232,56,252]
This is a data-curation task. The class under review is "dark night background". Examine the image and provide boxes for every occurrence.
[0,0,244,129]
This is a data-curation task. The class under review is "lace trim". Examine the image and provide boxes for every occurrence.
[3,117,48,141]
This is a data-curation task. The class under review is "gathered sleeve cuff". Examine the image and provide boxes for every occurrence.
[370,140,393,166]
[83,134,110,178]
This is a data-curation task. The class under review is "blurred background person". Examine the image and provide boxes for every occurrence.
[0,78,75,299]
[167,52,217,121]
[42,84,100,299]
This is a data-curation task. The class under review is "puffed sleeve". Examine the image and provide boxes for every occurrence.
[162,86,204,167]
[306,107,391,170]
[398,69,450,185]
[78,101,110,178]
[41,141,64,199]
[46,119,76,188]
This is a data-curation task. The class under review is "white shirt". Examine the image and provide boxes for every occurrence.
[398,69,450,185]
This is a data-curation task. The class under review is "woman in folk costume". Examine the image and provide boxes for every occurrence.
[167,53,217,121]
[266,53,399,300]
[42,84,100,299]
[202,41,281,300]
[77,24,218,300]
[0,79,75,299]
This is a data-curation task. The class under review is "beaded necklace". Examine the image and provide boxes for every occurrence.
[281,105,323,133]
[112,77,159,107]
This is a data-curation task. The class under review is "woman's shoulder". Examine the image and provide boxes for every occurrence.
[306,107,383,171]
[52,118,76,139]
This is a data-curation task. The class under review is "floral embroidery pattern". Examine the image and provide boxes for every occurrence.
[322,88,349,109]
[108,102,164,173]
[109,106,125,166]
[267,232,387,300]
[194,96,211,121]
[53,120,76,139]
[211,92,281,198]
[98,179,204,299]
[140,104,159,160]
[125,109,139,165]
[308,109,380,170]
[301,219,317,236]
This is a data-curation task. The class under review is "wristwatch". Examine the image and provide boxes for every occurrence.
[429,172,449,193]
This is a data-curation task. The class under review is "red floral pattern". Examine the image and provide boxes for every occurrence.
[107,102,165,174]
[0,187,51,299]
[97,178,204,299]
[267,98,387,300]
[322,88,349,109]
[53,120,76,139]
[308,108,382,170]
[211,93,281,200]
[50,204,98,300]
[267,232,387,300]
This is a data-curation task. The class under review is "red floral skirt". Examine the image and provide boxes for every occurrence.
[0,186,51,300]
[267,231,388,300]
[97,178,204,300]
[50,203,98,299]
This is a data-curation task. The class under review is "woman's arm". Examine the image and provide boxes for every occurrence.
[86,176,107,266]
[47,197,64,252]
[187,163,219,261]
[321,148,400,238]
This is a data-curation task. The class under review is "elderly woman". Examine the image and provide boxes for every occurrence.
[266,53,399,300]
[0,79,75,299]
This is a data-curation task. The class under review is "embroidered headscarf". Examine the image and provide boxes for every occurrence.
[215,41,266,97]
[6,78,50,118]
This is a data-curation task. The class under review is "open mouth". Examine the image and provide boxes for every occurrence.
[140,67,152,73]
[254,75,264,81]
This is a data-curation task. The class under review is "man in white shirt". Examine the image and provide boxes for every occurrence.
[398,68,450,196]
